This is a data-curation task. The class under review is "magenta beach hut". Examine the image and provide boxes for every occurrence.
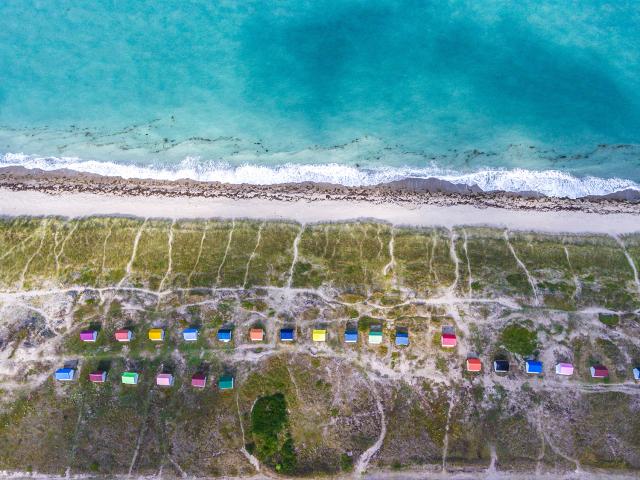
[80,330,98,342]
[89,371,107,383]
[191,373,207,388]
[555,363,574,376]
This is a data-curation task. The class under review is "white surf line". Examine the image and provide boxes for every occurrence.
[504,229,540,305]
[54,221,78,278]
[611,235,640,295]
[157,219,176,295]
[18,220,48,290]
[354,379,386,476]
[441,391,455,472]
[117,219,147,289]
[448,229,460,294]
[243,222,264,289]
[235,394,261,472]
[286,224,305,289]
[215,219,235,287]
[461,228,473,296]
[186,225,207,287]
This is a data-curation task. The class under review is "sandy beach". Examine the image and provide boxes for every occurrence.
[1,188,639,235]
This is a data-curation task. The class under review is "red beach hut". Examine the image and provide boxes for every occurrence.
[590,365,609,378]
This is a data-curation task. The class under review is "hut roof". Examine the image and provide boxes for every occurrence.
[218,376,234,390]
[395,331,409,346]
[249,328,264,341]
[344,330,358,343]
[466,358,482,372]
[494,360,510,372]
[191,373,207,388]
[441,333,457,347]
[280,328,295,341]
[590,365,609,378]
[555,363,574,376]
[89,371,107,383]
[121,372,139,384]
[156,373,174,386]
[80,330,98,342]
[148,328,165,341]
[525,360,543,374]
[55,368,75,381]
[217,329,232,341]
[115,329,132,341]
[312,329,327,342]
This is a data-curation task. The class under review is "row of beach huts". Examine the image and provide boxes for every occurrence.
[54,326,640,386]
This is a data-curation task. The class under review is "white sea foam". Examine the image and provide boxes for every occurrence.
[1,152,639,199]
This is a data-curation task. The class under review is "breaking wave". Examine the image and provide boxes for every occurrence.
[2,152,639,199]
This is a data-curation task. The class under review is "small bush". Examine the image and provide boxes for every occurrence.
[500,324,537,356]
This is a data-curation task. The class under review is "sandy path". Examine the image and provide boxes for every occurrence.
[1,189,639,234]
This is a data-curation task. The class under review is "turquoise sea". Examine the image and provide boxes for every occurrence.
[1,0,640,197]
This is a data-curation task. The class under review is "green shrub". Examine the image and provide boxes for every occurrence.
[500,324,537,356]
[251,393,297,474]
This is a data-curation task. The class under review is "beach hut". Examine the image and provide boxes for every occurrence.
[368,329,383,345]
[148,328,164,342]
[249,328,264,342]
[156,373,174,387]
[525,360,543,374]
[121,372,139,385]
[54,368,75,381]
[89,371,107,383]
[493,360,510,373]
[280,328,295,342]
[217,329,232,342]
[344,330,358,343]
[312,329,327,342]
[555,363,574,376]
[191,373,207,388]
[115,329,133,342]
[395,330,409,346]
[80,330,98,342]
[634,367,640,381]
[182,328,199,342]
[466,358,482,372]
[441,333,457,348]
[218,375,234,390]
[590,365,609,378]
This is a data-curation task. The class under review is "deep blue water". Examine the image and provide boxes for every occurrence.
[1,1,640,196]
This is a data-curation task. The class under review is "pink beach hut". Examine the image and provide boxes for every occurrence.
[80,330,98,342]
[555,363,574,376]
[441,333,457,348]
[156,373,174,387]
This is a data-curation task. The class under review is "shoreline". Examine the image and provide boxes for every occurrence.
[1,166,640,216]
[1,188,639,235]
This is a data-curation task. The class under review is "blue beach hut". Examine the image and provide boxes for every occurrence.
[344,330,358,343]
[395,330,409,346]
[525,360,543,374]
[217,328,232,342]
[280,328,294,342]
[55,368,75,381]
[183,328,199,342]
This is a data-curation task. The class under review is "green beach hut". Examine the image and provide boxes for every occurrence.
[121,371,139,385]
[218,375,234,390]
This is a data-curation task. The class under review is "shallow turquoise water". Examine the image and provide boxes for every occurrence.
[1,1,639,196]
